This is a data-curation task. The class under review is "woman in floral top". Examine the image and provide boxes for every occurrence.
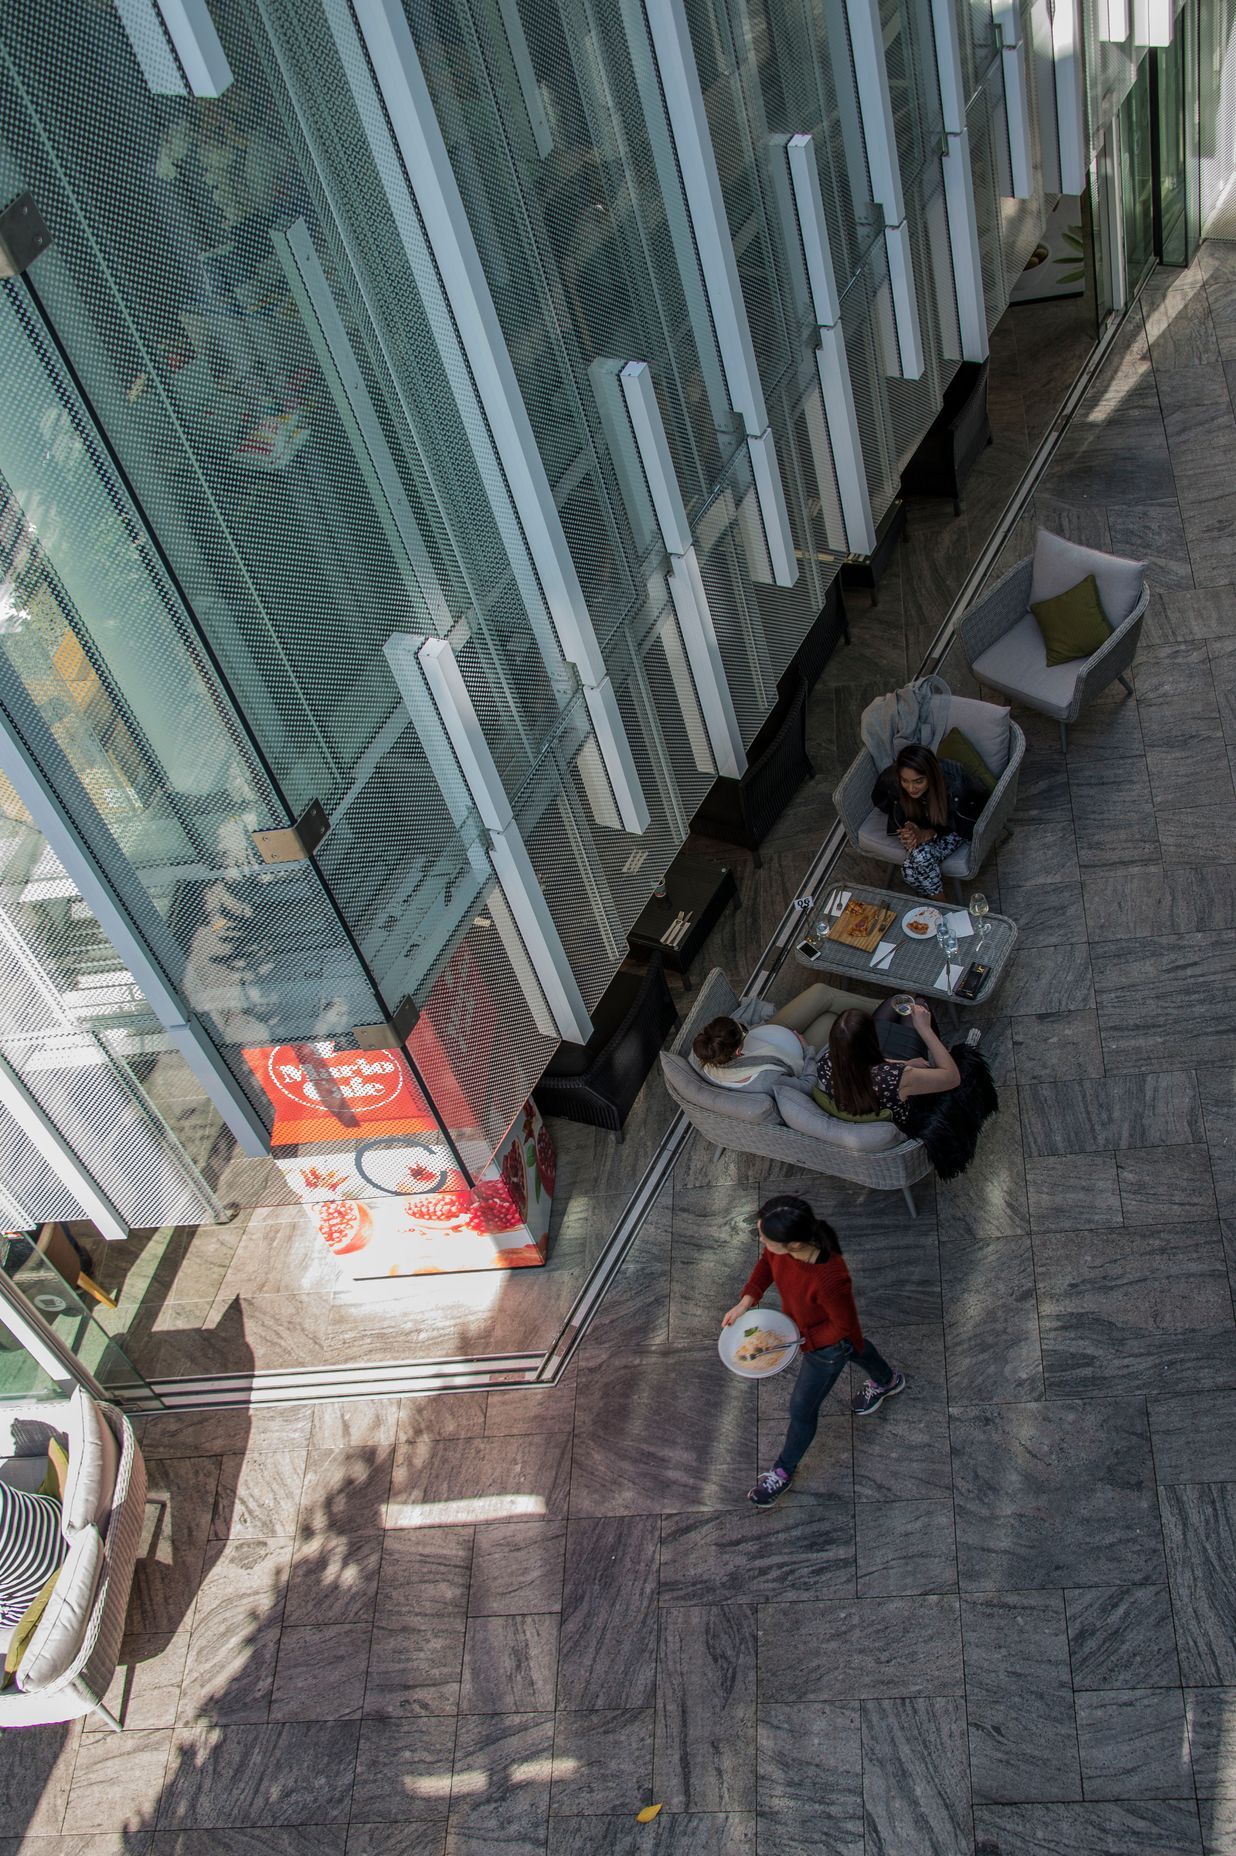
[815,1001,959,1131]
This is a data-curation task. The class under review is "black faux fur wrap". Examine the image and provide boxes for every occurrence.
[901,1044,998,1181]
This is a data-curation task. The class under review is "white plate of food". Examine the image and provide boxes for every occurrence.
[718,1308,801,1379]
[900,905,942,940]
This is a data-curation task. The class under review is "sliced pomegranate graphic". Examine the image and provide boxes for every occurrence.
[316,1200,371,1255]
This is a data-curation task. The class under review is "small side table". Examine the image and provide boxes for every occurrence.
[627,855,738,989]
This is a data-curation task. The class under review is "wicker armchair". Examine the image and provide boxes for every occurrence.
[535,953,678,1142]
[832,699,1025,903]
[959,550,1149,753]
[659,969,932,1215]
[690,673,812,867]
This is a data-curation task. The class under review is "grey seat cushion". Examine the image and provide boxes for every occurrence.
[774,1084,903,1150]
[660,1051,778,1124]
[1030,528,1146,627]
[970,611,1086,719]
[855,808,973,876]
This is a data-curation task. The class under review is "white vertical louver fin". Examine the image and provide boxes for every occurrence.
[495,0,554,157]
[114,0,232,96]
[641,0,799,585]
[619,361,747,778]
[0,1052,128,1242]
[386,634,592,1044]
[784,136,879,550]
[992,0,1035,197]
[1050,0,1088,193]
[1133,0,1174,42]
[347,0,650,834]
[927,0,990,361]
[841,0,926,376]
[1103,0,1131,39]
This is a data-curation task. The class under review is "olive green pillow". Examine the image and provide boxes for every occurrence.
[1,1567,60,1690]
[37,1438,69,1502]
[1030,572,1111,668]
[810,1086,893,1124]
[937,727,996,794]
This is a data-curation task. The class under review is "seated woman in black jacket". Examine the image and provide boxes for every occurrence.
[871,743,989,900]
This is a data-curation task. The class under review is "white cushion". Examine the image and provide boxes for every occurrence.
[661,1052,779,1124]
[61,1392,119,1538]
[16,1525,102,1692]
[1030,528,1146,628]
[774,1085,903,1151]
[855,808,973,877]
[971,612,1087,720]
[933,695,1011,777]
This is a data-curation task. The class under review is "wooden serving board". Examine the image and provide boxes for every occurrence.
[826,898,896,952]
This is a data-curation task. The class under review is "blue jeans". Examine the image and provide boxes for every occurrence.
[775,1337,896,1475]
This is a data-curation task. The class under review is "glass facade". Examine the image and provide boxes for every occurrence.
[0,0,1212,1393]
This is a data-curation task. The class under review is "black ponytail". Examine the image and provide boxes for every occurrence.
[757,1194,841,1259]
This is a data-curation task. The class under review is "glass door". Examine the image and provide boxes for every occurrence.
[1152,22,1198,267]
[0,1230,161,1406]
[1121,59,1158,288]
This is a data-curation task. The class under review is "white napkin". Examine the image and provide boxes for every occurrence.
[933,962,966,991]
[869,941,897,969]
[945,909,975,939]
[829,890,852,917]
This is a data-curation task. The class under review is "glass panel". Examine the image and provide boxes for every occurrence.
[1121,61,1157,284]
[1155,39,1188,265]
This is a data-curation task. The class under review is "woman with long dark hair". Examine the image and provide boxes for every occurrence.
[871,742,988,899]
[722,1195,903,1507]
[816,1001,959,1127]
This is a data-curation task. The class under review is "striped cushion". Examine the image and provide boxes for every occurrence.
[0,1483,66,1627]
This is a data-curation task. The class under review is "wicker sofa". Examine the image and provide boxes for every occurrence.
[0,1388,146,1729]
[659,968,933,1215]
[832,693,1024,903]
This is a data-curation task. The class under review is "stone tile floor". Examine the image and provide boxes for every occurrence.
[13,259,1236,1851]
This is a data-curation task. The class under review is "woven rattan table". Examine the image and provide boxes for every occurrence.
[792,880,1017,1009]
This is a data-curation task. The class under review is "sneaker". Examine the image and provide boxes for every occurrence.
[748,1467,792,1508]
[851,1370,906,1417]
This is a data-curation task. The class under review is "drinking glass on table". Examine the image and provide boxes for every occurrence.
[936,920,959,977]
[970,891,990,948]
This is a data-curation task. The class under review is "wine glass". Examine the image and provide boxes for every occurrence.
[970,891,990,949]
[891,993,915,1017]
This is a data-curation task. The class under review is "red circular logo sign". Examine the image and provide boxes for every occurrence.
[263,1045,408,1117]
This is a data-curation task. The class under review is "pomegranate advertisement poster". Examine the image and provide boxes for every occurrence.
[245,1040,554,1278]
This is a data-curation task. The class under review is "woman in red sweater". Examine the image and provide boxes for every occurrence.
[722,1195,904,1507]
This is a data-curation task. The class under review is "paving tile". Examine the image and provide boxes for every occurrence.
[940,1230,1044,1403]
[468,1518,566,1616]
[851,1405,951,1502]
[654,1604,756,1812]
[347,1717,457,1823]
[1009,1009,1106,1082]
[99,1630,191,1732]
[1025,1153,1122,1231]
[546,1813,756,1853]
[1117,1145,1219,1226]
[129,1455,221,1637]
[1198,1065,1236,1215]
[0,1722,80,1834]
[269,1624,371,1723]
[1033,1219,1236,1394]
[62,1729,174,1834]
[1184,1687,1236,1795]
[1161,1483,1236,1683]
[557,1516,659,1711]
[298,1401,397,1541]
[375,1526,473,1621]
[962,1591,1080,1805]
[1003,943,1095,1015]
[856,1498,956,1596]
[660,1499,853,1605]
[1150,1390,1236,1483]
[1065,1586,1182,1690]
[570,1346,753,1516]
[1019,1072,1203,1157]
[951,1399,1164,1589]
[550,1708,655,1816]
[387,1432,571,1530]
[1075,1688,1193,1800]
[757,1702,862,1850]
[936,1086,1031,1243]
[862,1697,972,1856]
[362,1619,465,1718]
[284,1533,384,1628]
[349,1827,443,1856]
[177,1537,293,1725]
[758,1596,963,1700]
[459,1613,559,1714]
[158,1724,359,1828]
[972,1801,1203,1854]
[447,1713,554,1849]
[150,1832,348,1855]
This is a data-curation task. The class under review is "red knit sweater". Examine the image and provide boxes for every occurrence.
[741,1247,865,1353]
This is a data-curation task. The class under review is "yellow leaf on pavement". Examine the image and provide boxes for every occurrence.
[635,1803,664,1823]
